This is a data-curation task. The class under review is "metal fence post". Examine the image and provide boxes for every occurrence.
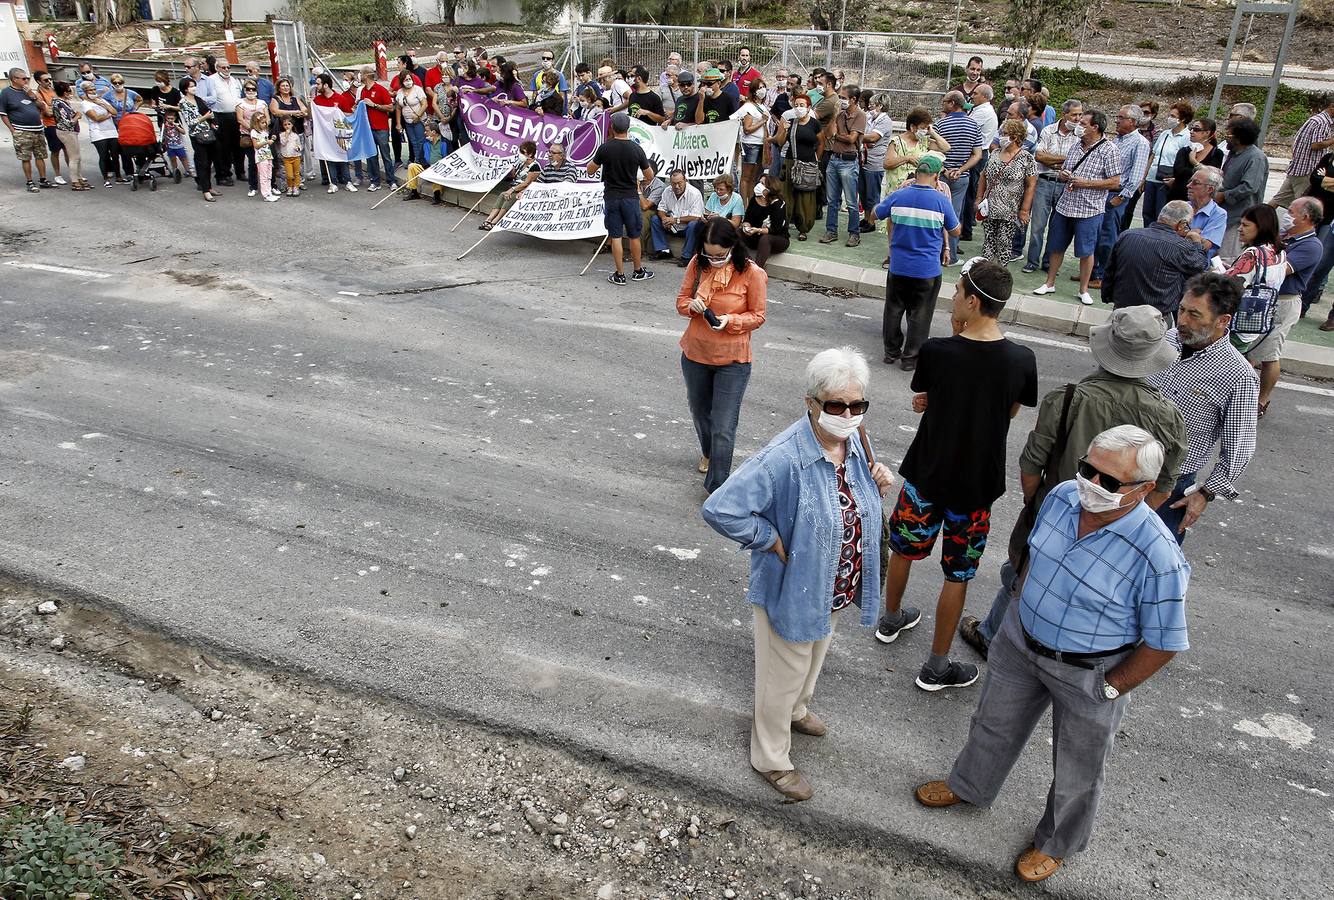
[693,30,699,72]
[825,32,833,69]
[861,36,868,86]
[781,34,788,69]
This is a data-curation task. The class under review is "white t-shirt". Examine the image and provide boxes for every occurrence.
[731,101,768,145]
[83,100,119,140]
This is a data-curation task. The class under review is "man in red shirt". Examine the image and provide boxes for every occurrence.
[424,51,449,92]
[732,47,761,93]
[358,66,398,190]
[312,73,356,193]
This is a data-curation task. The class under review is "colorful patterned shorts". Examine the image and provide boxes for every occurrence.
[886,480,991,583]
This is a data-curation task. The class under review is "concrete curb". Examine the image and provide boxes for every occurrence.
[429,185,1334,380]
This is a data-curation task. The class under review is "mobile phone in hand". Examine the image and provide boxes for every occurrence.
[703,309,721,328]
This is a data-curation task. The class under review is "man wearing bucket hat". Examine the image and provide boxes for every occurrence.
[958,304,1187,659]
[695,67,739,125]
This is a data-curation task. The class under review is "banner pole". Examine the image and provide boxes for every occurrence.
[579,235,609,276]
[451,186,495,232]
[456,228,496,261]
[369,179,409,211]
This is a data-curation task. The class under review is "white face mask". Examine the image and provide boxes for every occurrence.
[1075,473,1129,514]
[795,106,809,118]
[1072,124,1087,138]
[754,183,766,196]
[1166,116,1180,129]
[707,256,730,268]
[817,410,863,440]
[755,87,767,100]
[916,129,928,141]
[838,98,850,110]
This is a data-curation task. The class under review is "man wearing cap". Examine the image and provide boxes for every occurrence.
[875,260,1037,692]
[695,68,738,125]
[867,156,960,370]
[1100,200,1208,319]
[919,422,1190,884]
[589,112,657,286]
[662,70,699,129]
[959,305,1186,659]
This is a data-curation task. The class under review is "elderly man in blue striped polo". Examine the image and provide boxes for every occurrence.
[914,424,1190,883]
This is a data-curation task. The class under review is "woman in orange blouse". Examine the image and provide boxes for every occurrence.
[676,218,768,493]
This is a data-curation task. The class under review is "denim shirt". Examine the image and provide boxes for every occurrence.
[702,416,883,643]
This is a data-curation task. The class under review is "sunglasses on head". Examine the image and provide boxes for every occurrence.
[1077,456,1143,493]
[817,398,870,416]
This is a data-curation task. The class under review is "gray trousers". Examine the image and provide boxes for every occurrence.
[947,604,1132,858]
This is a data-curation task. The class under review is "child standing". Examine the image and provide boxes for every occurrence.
[250,110,278,202]
[278,116,303,197]
[162,110,188,181]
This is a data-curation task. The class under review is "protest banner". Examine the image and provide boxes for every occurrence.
[497,182,607,241]
[625,118,741,182]
[458,94,602,165]
[415,146,512,192]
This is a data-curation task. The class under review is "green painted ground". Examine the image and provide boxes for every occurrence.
[781,220,1334,349]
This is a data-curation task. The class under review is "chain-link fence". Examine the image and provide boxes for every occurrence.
[292,14,560,73]
[571,21,959,116]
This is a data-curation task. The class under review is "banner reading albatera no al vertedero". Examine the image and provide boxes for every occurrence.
[625,118,741,182]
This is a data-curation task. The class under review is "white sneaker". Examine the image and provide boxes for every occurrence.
[1078,292,1095,305]
[1033,284,1057,295]
[345,183,358,193]
[248,189,257,197]
[54,175,68,185]
[265,195,280,202]
[368,184,380,192]
[327,184,338,193]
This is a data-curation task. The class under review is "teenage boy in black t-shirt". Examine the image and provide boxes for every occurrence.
[626,65,665,124]
[589,112,657,285]
[875,259,1038,691]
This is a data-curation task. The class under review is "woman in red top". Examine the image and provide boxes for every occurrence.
[675,218,767,494]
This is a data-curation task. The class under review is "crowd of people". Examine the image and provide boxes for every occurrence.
[4,42,1318,886]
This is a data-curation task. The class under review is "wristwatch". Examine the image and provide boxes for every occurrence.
[1101,680,1121,701]
[1199,487,1217,502]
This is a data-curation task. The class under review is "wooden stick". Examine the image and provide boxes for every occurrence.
[451,187,495,232]
[456,226,495,261]
[369,177,410,210]
[580,235,609,276]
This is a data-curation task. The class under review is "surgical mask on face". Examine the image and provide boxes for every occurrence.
[1166,116,1180,129]
[754,183,766,197]
[838,98,850,110]
[1075,473,1127,514]
[916,129,928,141]
[1072,124,1086,138]
[962,102,974,111]
[755,87,767,100]
[795,106,809,118]
[817,410,863,440]
[707,256,730,268]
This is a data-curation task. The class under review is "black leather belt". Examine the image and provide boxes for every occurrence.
[1038,172,1061,181]
[1022,628,1136,669]
[835,151,857,161]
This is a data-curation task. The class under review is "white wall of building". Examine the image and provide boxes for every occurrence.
[151,0,530,25]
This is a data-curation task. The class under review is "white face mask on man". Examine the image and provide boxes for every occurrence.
[1075,473,1129,514]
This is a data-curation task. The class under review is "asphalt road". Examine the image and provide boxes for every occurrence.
[1,186,1331,899]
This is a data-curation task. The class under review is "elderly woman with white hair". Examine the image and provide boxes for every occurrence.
[702,347,895,802]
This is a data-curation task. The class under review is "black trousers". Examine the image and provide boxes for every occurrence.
[191,138,215,192]
[92,138,120,179]
[883,272,941,362]
[213,111,240,180]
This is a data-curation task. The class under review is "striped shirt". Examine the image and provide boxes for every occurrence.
[1020,480,1191,653]
[1289,110,1333,177]
[935,110,982,169]
[537,160,580,183]
[1054,137,1122,219]
[1146,330,1258,499]
[874,184,959,279]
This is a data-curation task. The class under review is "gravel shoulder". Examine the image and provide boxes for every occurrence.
[1,577,1005,900]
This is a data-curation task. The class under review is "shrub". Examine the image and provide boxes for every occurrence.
[0,808,120,899]
[1097,17,1116,29]
[1135,39,1159,50]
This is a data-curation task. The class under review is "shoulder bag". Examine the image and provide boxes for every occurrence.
[787,121,821,192]
[1229,250,1282,352]
[1007,383,1077,572]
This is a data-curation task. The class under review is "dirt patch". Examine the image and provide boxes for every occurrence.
[0,578,1000,900]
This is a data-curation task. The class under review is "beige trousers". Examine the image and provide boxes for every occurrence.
[751,605,840,772]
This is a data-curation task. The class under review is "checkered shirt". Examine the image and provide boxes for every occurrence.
[1020,481,1191,653]
[1034,121,1079,174]
[1289,110,1333,177]
[1146,331,1259,499]
[1054,137,1122,219]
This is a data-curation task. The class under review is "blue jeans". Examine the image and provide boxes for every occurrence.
[1092,198,1125,280]
[681,354,751,494]
[682,220,707,259]
[1142,180,1170,228]
[859,167,884,228]
[403,122,426,168]
[327,160,350,186]
[649,215,687,254]
[978,558,1019,643]
[825,156,860,235]
[945,171,970,262]
[767,148,784,180]
[1155,472,1196,546]
[1026,177,1063,270]
[1302,222,1334,316]
[961,149,987,239]
[368,129,396,187]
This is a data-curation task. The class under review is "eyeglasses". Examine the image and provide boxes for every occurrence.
[1077,456,1144,493]
[541,56,554,61]
[818,398,870,416]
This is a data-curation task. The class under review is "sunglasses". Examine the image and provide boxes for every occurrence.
[1077,457,1144,493]
[818,398,870,416]
[542,56,554,61]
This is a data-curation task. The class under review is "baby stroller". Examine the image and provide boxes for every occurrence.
[117,111,167,191]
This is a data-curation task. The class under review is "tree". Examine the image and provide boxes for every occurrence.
[223,0,232,29]
[1002,0,1086,78]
